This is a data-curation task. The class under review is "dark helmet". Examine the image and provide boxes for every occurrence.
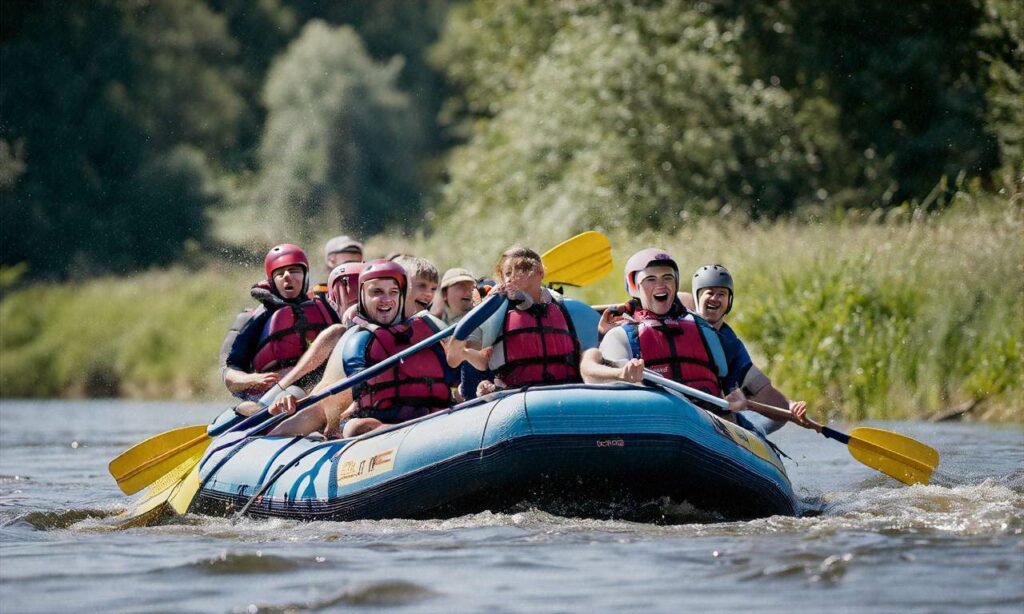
[691,264,734,314]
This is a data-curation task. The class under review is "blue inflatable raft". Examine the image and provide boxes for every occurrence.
[190,384,801,521]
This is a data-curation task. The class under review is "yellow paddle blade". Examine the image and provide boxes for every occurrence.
[168,464,202,515]
[116,451,203,528]
[847,427,940,485]
[109,425,211,495]
[542,231,613,287]
[109,424,208,481]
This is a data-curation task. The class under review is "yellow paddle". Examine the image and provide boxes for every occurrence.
[644,372,940,485]
[542,230,612,287]
[109,424,210,495]
[742,399,939,485]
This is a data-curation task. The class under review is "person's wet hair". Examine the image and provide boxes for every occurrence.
[495,246,542,282]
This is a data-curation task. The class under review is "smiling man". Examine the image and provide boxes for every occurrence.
[446,246,599,397]
[269,259,458,438]
[579,249,746,415]
[686,264,809,434]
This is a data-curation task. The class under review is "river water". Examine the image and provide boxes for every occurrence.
[0,400,1021,613]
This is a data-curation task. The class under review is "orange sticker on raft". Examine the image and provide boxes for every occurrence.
[337,448,397,486]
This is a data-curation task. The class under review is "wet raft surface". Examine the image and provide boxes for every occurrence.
[191,384,798,522]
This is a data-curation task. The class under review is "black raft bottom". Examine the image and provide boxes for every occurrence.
[191,433,798,523]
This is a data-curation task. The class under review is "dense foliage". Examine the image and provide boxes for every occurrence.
[0,0,448,278]
[2,0,1021,280]
[256,21,422,239]
[434,0,1022,234]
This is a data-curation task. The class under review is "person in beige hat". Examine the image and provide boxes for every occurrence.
[324,235,364,269]
[435,267,478,325]
[310,235,364,301]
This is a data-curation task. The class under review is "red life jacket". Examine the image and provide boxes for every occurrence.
[626,309,723,397]
[252,299,336,372]
[496,299,581,387]
[354,316,451,415]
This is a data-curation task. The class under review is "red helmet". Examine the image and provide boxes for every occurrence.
[328,261,367,311]
[624,248,678,299]
[264,244,309,279]
[357,259,408,320]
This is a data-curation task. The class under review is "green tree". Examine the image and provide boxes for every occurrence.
[0,1,244,277]
[437,1,854,238]
[293,0,453,155]
[709,0,1007,203]
[980,0,1024,189]
[257,21,423,239]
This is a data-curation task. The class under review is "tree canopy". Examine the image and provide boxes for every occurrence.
[0,0,1019,280]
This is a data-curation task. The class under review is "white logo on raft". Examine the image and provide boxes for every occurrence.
[596,439,625,448]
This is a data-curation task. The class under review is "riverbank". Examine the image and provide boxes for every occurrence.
[1,195,1021,421]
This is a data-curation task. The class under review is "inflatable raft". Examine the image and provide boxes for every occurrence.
[190,384,801,521]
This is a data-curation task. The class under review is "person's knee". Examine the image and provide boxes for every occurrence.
[342,417,382,438]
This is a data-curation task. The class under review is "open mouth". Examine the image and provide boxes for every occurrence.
[415,299,431,310]
[653,292,670,302]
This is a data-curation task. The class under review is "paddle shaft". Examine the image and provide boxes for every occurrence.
[642,370,729,410]
[643,370,832,431]
[744,399,855,444]
[647,372,915,460]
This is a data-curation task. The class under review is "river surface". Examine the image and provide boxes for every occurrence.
[0,400,1021,613]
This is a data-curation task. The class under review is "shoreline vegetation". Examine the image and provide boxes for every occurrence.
[2,192,1021,422]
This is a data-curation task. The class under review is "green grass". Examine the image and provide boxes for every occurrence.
[0,266,252,399]
[2,192,1021,421]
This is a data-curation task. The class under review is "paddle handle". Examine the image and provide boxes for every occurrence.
[642,371,728,410]
[219,294,507,436]
[745,399,823,431]
[745,400,851,443]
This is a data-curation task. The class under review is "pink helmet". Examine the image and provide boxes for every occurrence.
[264,244,309,279]
[327,261,367,311]
[357,259,408,319]
[623,248,678,299]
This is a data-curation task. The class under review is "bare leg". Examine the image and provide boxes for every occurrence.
[342,417,383,438]
[269,405,328,437]
[234,401,261,416]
